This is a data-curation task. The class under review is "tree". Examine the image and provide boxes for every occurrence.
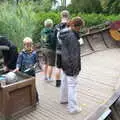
[51,0,58,5]
[0,0,6,2]
[16,0,20,4]
[71,0,102,13]
[61,0,66,7]
[50,0,58,9]
[101,0,120,14]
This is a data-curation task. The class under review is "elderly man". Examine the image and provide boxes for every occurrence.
[40,19,56,81]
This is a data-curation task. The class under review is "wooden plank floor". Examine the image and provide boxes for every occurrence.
[18,48,120,120]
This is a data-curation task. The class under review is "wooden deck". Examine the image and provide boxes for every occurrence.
[17,48,120,120]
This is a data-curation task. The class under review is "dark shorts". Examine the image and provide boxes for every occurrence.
[44,49,56,66]
[56,54,62,68]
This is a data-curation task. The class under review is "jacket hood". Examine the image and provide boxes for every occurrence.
[59,28,71,40]
[0,36,14,48]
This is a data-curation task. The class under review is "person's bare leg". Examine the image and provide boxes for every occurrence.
[55,68,61,87]
[47,66,53,80]
[56,68,61,79]
[44,64,48,80]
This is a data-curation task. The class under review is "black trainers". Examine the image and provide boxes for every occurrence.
[56,80,61,87]
[60,101,68,104]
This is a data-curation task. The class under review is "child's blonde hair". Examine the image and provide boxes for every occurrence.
[23,37,33,44]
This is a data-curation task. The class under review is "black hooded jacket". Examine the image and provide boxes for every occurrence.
[54,22,68,54]
[0,36,18,70]
[59,29,81,76]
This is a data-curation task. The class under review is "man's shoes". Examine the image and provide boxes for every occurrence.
[56,80,61,87]
[69,107,82,114]
[60,101,68,104]
[47,77,53,82]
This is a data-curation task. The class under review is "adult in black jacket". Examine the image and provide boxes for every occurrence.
[59,28,81,76]
[59,17,84,113]
[40,19,56,81]
[0,36,18,72]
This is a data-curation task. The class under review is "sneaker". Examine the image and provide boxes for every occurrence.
[69,107,82,114]
[47,77,53,82]
[36,100,39,105]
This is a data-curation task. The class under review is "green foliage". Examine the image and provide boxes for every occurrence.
[33,0,52,12]
[32,12,60,43]
[0,2,36,50]
[77,13,120,27]
[69,0,120,14]
[0,1,120,48]
[70,0,102,13]
[100,0,120,14]
[33,12,120,43]
[106,0,120,14]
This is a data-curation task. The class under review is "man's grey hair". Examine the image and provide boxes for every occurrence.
[44,19,53,27]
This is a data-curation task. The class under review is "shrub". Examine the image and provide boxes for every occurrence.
[0,2,120,47]
[77,13,120,27]
[32,12,60,43]
[0,2,36,50]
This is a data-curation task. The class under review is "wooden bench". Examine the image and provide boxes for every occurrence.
[0,72,36,120]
